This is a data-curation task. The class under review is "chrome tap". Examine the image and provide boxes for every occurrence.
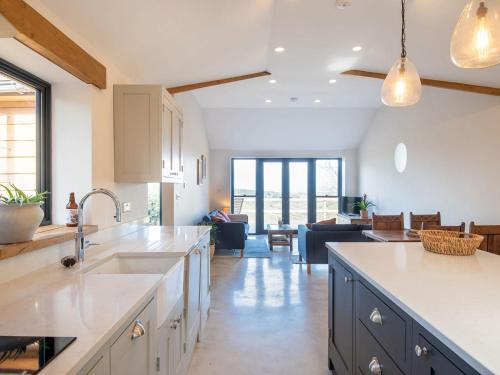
[75,188,121,262]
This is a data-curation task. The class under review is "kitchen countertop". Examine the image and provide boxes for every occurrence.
[0,225,210,374]
[326,241,500,374]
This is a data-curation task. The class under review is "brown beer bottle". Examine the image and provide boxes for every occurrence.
[66,192,78,227]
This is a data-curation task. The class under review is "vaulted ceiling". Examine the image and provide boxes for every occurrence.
[25,0,500,109]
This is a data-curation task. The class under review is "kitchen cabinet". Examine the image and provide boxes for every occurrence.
[114,85,183,183]
[110,299,156,375]
[328,252,479,375]
[77,298,157,375]
[157,298,184,375]
[328,258,354,375]
[184,244,201,352]
[81,349,110,375]
[199,239,211,336]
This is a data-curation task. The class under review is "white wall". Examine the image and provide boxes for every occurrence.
[204,108,376,151]
[51,83,92,224]
[163,93,210,225]
[358,88,500,226]
[209,149,358,211]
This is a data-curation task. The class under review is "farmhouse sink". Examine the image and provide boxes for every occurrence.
[82,253,185,328]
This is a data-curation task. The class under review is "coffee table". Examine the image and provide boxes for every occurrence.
[267,224,297,252]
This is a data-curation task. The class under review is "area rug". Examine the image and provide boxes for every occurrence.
[214,235,271,258]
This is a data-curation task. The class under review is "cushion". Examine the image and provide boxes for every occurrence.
[311,224,361,232]
[306,217,336,229]
[218,210,232,222]
[211,212,229,223]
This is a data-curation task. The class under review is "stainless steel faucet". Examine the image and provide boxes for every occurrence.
[75,188,121,262]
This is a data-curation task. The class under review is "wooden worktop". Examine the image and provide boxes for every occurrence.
[0,224,98,261]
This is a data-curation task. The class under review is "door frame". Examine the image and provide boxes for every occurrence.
[231,157,342,234]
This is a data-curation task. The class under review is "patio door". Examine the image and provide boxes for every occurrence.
[231,158,341,234]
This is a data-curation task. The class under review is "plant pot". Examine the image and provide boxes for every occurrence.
[0,204,44,244]
[360,209,369,219]
[210,244,215,261]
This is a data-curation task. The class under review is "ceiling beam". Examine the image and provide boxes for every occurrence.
[342,70,500,97]
[167,71,271,94]
[0,0,107,89]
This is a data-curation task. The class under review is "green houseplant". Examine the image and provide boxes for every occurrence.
[355,194,376,219]
[0,184,49,244]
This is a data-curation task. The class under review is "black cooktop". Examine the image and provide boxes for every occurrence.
[0,336,76,374]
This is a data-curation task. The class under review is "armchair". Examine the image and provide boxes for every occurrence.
[203,210,249,257]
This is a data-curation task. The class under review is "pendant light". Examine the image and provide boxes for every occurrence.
[381,0,422,107]
[451,0,500,69]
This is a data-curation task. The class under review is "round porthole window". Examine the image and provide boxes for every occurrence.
[394,143,407,173]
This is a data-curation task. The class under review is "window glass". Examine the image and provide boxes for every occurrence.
[316,159,339,196]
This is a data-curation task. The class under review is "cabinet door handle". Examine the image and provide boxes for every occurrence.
[415,345,428,358]
[131,320,146,340]
[368,357,382,374]
[369,308,383,325]
[344,276,353,283]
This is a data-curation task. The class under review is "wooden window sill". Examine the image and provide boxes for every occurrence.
[0,224,98,261]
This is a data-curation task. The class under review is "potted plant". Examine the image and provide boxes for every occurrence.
[199,220,218,261]
[355,194,376,219]
[0,184,48,244]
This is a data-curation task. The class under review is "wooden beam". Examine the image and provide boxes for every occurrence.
[342,70,500,97]
[167,71,271,94]
[0,0,107,89]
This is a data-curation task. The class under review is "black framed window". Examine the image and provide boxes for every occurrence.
[0,58,51,224]
[231,158,342,234]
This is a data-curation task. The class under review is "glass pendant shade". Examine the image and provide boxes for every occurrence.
[381,57,422,107]
[451,0,500,68]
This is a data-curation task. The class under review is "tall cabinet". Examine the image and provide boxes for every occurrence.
[114,85,183,183]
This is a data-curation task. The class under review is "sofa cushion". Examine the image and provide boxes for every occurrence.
[306,217,336,229]
[311,224,360,232]
[218,210,232,222]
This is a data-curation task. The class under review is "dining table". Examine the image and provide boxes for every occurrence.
[362,229,421,242]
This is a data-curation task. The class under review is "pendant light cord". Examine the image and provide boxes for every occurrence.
[401,0,407,58]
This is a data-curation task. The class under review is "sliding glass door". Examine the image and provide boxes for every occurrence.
[263,161,283,228]
[232,159,257,233]
[231,158,341,234]
[289,161,309,226]
[315,159,339,221]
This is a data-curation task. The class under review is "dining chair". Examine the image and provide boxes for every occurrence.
[410,212,441,230]
[372,213,404,231]
[469,222,500,255]
[425,222,465,232]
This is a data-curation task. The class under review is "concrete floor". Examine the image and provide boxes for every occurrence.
[188,241,331,375]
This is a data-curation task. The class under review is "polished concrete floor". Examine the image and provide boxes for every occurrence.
[188,240,330,375]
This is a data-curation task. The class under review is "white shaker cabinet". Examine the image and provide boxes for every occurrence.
[110,299,156,375]
[114,85,183,183]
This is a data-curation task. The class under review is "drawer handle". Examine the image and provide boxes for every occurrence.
[131,320,146,340]
[368,357,382,374]
[344,276,353,283]
[369,308,383,325]
[415,345,428,358]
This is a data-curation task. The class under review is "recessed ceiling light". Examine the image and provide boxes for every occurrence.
[265,99,272,103]
[290,97,299,102]
[329,79,337,84]
[314,99,321,103]
[268,79,277,84]
[274,46,285,53]
[352,46,363,52]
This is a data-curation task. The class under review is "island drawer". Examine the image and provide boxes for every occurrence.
[356,281,407,367]
[356,319,403,375]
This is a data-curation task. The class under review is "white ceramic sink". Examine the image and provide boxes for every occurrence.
[82,254,184,328]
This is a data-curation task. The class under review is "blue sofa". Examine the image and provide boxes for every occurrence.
[203,210,249,256]
[298,224,373,273]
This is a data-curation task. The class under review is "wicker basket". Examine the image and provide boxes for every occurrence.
[418,230,483,256]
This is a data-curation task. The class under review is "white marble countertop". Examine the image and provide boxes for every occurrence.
[0,225,210,374]
[327,242,500,375]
